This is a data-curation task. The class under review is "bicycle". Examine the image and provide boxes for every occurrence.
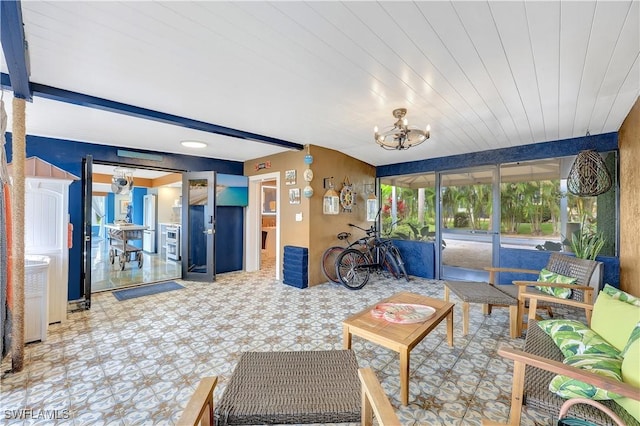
[320,231,353,284]
[320,227,378,284]
[334,223,407,290]
[379,219,411,283]
[387,242,409,282]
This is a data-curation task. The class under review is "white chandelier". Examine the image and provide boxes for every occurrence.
[374,108,430,150]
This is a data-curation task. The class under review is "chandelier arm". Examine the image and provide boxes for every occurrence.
[374,108,430,150]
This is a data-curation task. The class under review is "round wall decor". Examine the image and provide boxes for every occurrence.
[339,178,355,212]
[303,168,314,182]
[303,185,314,198]
[304,154,314,165]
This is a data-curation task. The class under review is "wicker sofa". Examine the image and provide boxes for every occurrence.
[484,285,640,426]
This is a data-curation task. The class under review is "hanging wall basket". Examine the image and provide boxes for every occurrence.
[567,150,612,197]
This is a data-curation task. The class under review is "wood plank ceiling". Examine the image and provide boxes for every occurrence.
[1,1,638,166]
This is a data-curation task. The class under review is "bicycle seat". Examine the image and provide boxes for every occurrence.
[337,232,351,240]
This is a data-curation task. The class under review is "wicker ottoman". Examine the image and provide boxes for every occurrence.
[444,280,519,338]
[214,350,361,425]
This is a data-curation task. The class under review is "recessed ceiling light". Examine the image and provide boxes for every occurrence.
[180,140,207,149]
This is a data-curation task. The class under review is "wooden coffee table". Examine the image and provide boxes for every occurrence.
[343,291,454,405]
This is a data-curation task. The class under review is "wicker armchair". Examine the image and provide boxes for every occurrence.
[177,368,399,426]
[486,252,601,336]
[482,320,640,426]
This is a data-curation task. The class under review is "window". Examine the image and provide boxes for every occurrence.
[499,152,617,256]
[380,173,436,241]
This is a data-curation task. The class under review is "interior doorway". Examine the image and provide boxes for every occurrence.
[247,172,280,279]
[89,163,183,292]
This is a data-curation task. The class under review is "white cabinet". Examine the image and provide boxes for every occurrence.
[25,177,74,324]
[24,255,50,342]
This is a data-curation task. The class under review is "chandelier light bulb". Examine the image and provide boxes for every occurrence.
[373,108,431,150]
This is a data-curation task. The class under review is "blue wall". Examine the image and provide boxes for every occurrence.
[106,193,115,224]
[377,133,618,177]
[390,243,619,288]
[5,133,244,300]
[215,206,244,273]
[128,187,147,249]
[393,239,436,279]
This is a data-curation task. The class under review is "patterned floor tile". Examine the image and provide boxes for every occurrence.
[0,264,579,425]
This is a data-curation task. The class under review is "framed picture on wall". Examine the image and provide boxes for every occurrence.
[262,186,277,215]
[285,169,296,185]
[366,198,378,222]
[289,188,301,204]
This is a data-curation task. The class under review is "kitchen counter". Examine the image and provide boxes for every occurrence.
[105,223,148,231]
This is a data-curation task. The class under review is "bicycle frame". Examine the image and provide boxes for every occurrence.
[331,220,408,289]
[358,237,392,270]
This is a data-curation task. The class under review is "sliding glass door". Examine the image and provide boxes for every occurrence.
[438,166,499,281]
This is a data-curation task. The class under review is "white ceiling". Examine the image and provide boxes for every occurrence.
[1,1,639,167]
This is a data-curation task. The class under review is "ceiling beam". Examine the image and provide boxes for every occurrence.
[0,72,303,151]
[0,0,31,100]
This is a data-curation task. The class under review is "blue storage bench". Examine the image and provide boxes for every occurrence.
[283,246,308,289]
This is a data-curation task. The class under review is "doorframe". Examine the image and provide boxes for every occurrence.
[181,171,216,282]
[86,161,184,294]
[437,165,500,282]
[246,172,280,280]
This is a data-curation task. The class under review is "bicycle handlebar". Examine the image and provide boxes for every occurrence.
[348,223,376,235]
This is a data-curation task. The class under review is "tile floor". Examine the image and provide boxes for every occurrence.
[91,239,181,293]
[1,265,577,425]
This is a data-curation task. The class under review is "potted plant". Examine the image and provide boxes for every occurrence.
[569,216,606,297]
[570,217,606,260]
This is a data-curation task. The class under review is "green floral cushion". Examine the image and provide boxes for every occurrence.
[535,268,577,299]
[549,354,623,400]
[602,284,640,307]
[618,322,640,422]
[538,319,621,358]
[622,321,640,357]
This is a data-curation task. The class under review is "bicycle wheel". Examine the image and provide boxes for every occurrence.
[383,250,401,279]
[335,248,369,290]
[321,246,343,284]
[389,245,410,281]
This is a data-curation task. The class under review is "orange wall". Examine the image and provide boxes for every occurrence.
[618,96,640,296]
[246,149,311,251]
[245,145,375,286]
[306,146,376,285]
